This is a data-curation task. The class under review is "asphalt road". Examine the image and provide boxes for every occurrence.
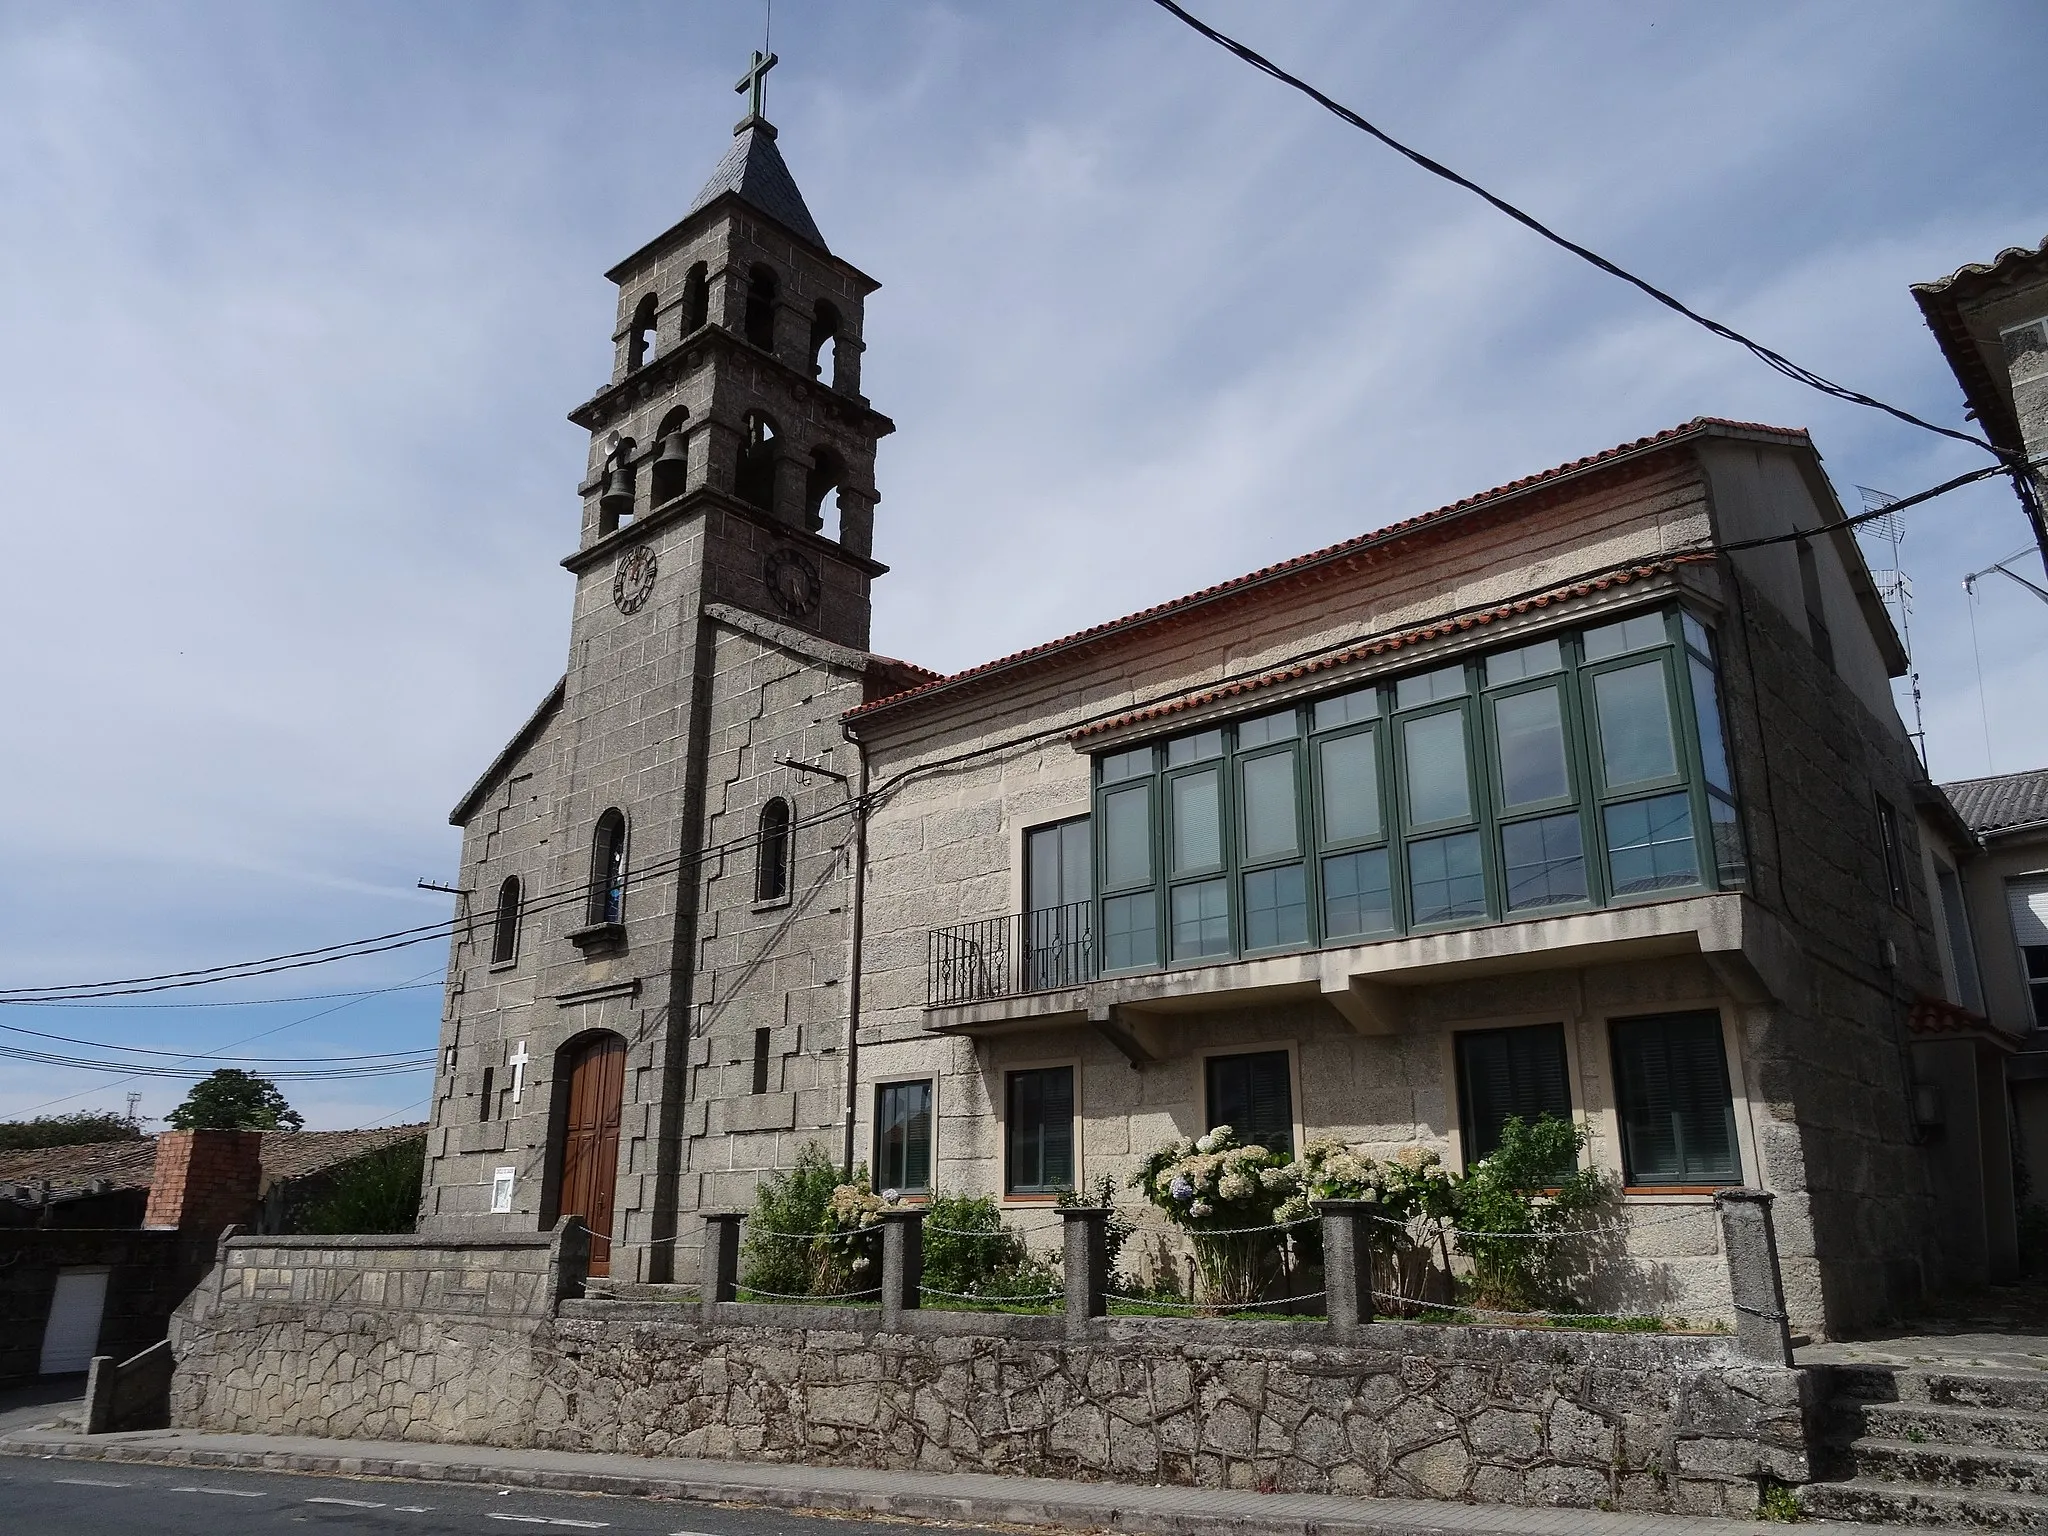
[0,1456,997,1536]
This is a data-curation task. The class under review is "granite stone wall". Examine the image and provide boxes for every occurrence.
[170,1228,1814,1519]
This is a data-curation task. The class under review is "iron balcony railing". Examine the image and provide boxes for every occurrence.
[927,901,1095,1007]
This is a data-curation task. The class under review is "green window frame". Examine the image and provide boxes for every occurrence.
[1084,602,1733,976]
[874,1079,933,1195]
[1004,1066,1074,1195]
[1454,1023,1574,1167]
[1205,1049,1295,1156]
[1609,1010,1742,1187]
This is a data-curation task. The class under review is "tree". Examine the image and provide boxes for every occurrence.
[166,1069,303,1132]
[291,1140,424,1234]
[0,1111,144,1151]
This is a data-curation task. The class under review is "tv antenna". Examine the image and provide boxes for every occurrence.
[1855,487,1926,766]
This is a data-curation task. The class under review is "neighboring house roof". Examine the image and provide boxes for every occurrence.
[0,1126,427,1203]
[1909,995,1991,1037]
[1942,767,2048,840]
[846,417,1809,727]
[1911,236,2048,457]
[685,119,828,253]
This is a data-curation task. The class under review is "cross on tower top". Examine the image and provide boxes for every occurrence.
[735,49,778,124]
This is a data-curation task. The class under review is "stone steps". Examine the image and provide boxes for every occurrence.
[1803,1477,2048,1531]
[1804,1363,2048,1526]
[1836,1398,2048,1453]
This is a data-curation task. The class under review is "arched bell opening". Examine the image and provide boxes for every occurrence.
[680,262,710,336]
[803,447,845,539]
[649,408,690,506]
[736,412,779,513]
[810,299,842,386]
[597,436,637,536]
[626,292,658,372]
[744,264,779,352]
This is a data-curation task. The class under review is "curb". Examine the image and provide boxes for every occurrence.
[0,1434,1608,1536]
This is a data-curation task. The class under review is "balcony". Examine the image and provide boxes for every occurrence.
[927,902,1094,1007]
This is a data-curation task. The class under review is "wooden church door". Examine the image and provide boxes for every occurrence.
[557,1034,626,1277]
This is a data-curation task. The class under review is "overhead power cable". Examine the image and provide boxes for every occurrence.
[0,1044,434,1081]
[1146,0,2006,463]
[0,1019,435,1062]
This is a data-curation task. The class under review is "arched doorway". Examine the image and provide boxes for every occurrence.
[555,1032,626,1276]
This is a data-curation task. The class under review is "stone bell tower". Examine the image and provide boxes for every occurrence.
[419,53,901,1284]
[563,50,893,646]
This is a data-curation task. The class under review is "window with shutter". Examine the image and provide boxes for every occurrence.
[1005,1066,1075,1194]
[1610,1011,1741,1187]
[1205,1050,1294,1155]
[875,1080,933,1195]
[1454,1023,1572,1166]
[2009,879,2048,1028]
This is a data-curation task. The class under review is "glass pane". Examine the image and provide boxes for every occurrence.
[1494,686,1570,808]
[1313,686,1378,732]
[1171,769,1223,874]
[1402,709,1472,825]
[1027,825,1062,915]
[1236,709,1298,749]
[878,1081,932,1193]
[1583,611,1668,661]
[1409,831,1485,924]
[1501,813,1587,910]
[1103,784,1153,889]
[1688,656,1733,795]
[1396,664,1467,710]
[1594,662,1677,787]
[1604,793,1698,894]
[1102,892,1157,970]
[1058,819,1092,905]
[1708,794,1746,889]
[1170,878,1231,959]
[1682,611,1713,657]
[1240,752,1299,862]
[1318,729,1381,845]
[1322,848,1393,938]
[1242,864,1308,949]
[1166,729,1223,767]
[1484,638,1562,688]
[1099,745,1152,784]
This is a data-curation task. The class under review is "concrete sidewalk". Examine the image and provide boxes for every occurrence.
[0,1420,1892,1536]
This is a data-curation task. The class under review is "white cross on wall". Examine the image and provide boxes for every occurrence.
[509,1040,529,1104]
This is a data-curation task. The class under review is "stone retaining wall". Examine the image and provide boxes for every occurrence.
[171,1252,1816,1519]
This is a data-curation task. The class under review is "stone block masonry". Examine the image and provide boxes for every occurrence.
[169,1220,1814,1518]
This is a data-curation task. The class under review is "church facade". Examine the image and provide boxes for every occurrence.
[421,89,1979,1336]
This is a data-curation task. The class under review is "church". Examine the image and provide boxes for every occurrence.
[417,58,1993,1338]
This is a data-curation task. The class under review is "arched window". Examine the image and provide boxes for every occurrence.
[681,263,710,334]
[756,798,791,903]
[650,408,690,504]
[736,412,779,512]
[490,876,522,965]
[804,447,844,537]
[589,810,627,926]
[744,264,779,351]
[626,293,658,371]
[810,300,841,384]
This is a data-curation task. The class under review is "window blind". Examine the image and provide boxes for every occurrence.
[1456,1024,1572,1165]
[2008,877,2048,948]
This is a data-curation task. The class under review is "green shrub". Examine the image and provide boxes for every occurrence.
[0,1112,144,1151]
[293,1140,425,1234]
[1448,1114,1607,1313]
[922,1191,1061,1300]
[738,1143,880,1298]
[1056,1175,1137,1281]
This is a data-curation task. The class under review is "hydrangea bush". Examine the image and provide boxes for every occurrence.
[1133,1125,1308,1305]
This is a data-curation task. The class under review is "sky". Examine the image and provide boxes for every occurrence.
[1,1,2043,1130]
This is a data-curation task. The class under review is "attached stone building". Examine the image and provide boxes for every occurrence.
[422,100,1974,1336]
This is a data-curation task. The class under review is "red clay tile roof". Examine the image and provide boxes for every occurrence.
[846,417,1805,726]
[1072,556,1713,742]
[0,1125,428,1200]
[1907,996,1989,1036]
[1910,235,2048,456]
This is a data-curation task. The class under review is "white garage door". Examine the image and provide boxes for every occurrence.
[39,1266,110,1375]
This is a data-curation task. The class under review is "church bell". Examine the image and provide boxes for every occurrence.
[650,432,689,504]
[599,464,635,525]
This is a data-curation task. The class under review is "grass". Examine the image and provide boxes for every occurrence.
[1756,1480,1804,1523]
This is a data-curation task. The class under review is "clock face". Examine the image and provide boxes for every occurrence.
[612,546,658,615]
[764,548,821,619]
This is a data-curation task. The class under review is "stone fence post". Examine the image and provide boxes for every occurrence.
[879,1208,925,1331]
[1060,1206,1109,1334]
[701,1212,744,1322]
[1316,1199,1378,1339]
[1714,1187,1793,1365]
[546,1216,591,1309]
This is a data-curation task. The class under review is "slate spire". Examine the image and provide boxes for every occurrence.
[686,49,828,253]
